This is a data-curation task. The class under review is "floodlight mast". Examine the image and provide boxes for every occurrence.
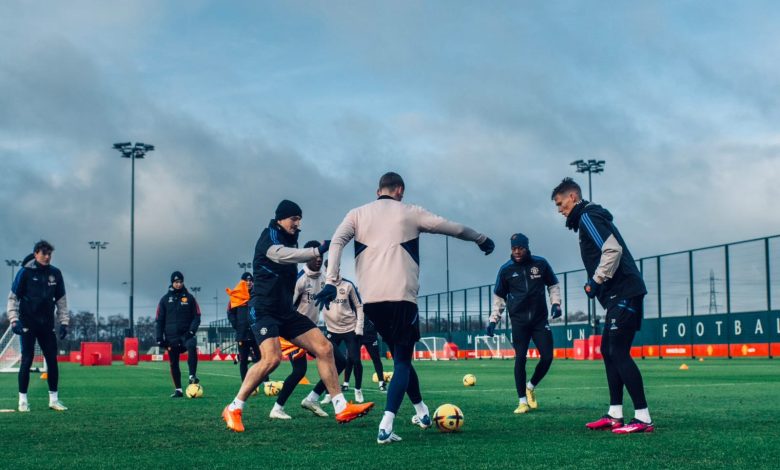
[113,142,154,337]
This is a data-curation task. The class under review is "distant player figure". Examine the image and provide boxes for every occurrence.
[156,271,202,398]
[487,233,561,414]
[226,272,266,383]
[7,241,69,412]
[344,318,387,392]
[221,200,373,433]
[268,240,341,420]
[552,177,654,433]
[315,172,495,444]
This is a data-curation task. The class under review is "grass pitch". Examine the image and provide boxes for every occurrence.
[1,357,778,469]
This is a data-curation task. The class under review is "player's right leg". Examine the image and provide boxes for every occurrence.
[17,330,36,412]
[223,331,282,433]
[167,341,184,398]
[291,327,374,423]
[511,325,532,414]
[586,308,626,431]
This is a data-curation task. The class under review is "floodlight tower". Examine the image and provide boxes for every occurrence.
[113,142,154,337]
[88,241,109,339]
[570,159,606,201]
[5,259,22,285]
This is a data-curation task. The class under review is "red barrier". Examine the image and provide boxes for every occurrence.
[80,342,112,366]
[588,335,603,360]
[573,339,589,360]
[124,337,139,366]
[730,343,769,357]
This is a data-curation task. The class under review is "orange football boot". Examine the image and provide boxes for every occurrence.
[222,405,245,432]
[336,401,375,423]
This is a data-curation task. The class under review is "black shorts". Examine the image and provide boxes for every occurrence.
[250,306,317,344]
[364,301,420,347]
[605,296,644,335]
[361,335,379,347]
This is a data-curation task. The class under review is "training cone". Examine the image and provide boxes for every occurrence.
[40,372,48,379]
[299,376,310,385]
[679,363,689,370]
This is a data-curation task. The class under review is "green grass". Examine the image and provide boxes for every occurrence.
[2,358,779,469]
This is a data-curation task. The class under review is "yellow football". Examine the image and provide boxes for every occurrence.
[263,381,283,396]
[185,383,203,398]
[433,404,464,433]
[463,374,476,387]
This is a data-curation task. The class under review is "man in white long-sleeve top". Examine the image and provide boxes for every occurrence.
[222,200,373,433]
[315,172,495,444]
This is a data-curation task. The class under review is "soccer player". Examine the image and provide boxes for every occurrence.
[269,240,331,420]
[222,200,373,432]
[156,271,202,398]
[226,272,264,382]
[486,233,561,414]
[551,177,654,433]
[6,241,69,412]
[345,318,387,392]
[315,172,495,444]
[321,269,366,403]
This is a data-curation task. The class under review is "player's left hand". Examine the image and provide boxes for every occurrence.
[584,279,601,299]
[478,237,495,255]
[550,304,562,319]
[58,324,68,340]
[314,284,337,309]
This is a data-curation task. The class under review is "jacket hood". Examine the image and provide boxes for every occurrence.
[225,280,250,308]
[566,201,613,231]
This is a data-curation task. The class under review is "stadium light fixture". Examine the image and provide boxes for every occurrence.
[88,241,109,340]
[237,262,252,273]
[5,259,22,285]
[570,159,605,201]
[113,141,154,337]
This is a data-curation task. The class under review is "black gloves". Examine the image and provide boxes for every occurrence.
[11,321,24,335]
[584,279,601,299]
[314,284,337,309]
[478,237,495,255]
[486,321,497,337]
[58,324,68,340]
[550,304,562,319]
[318,240,331,255]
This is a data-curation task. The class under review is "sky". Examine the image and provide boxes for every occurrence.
[1,1,779,324]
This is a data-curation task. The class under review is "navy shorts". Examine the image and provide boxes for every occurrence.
[251,307,317,345]
[364,301,420,347]
[605,296,644,335]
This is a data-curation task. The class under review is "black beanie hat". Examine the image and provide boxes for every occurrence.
[171,271,184,284]
[510,233,530,249]
[241,272,253,282]
[275,199,302,221]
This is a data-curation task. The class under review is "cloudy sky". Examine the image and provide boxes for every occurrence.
[1,1,779,324]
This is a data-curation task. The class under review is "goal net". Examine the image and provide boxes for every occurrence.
[473,334,513,359]
[0,326,47,373]
[414,336,448,361]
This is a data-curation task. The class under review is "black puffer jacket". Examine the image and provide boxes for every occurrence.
[227,303,253,341]
[567,201,647,309]
[155,286,201,341]
[250,220,301,316]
